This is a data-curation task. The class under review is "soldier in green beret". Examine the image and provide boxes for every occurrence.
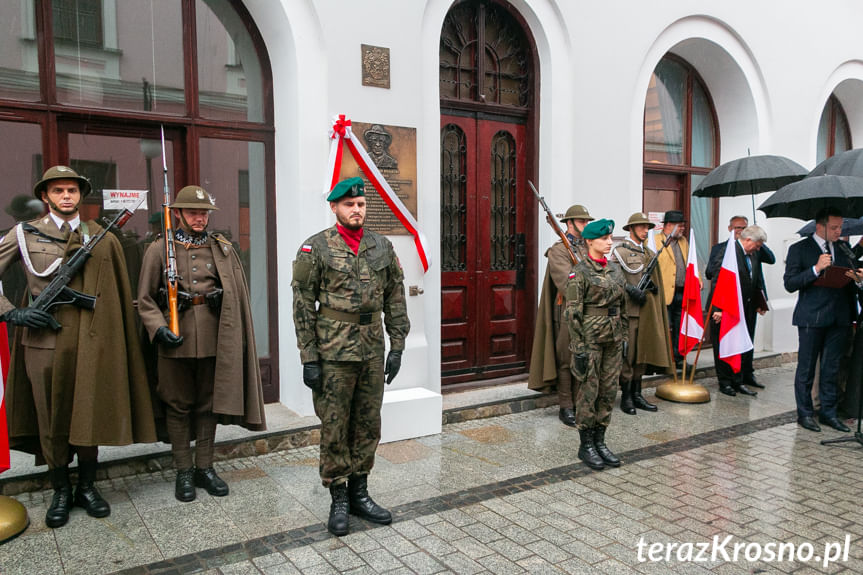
[292,177,410,536]
[564,218,628,470]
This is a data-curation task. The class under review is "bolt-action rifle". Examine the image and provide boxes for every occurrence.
[636,225,679,292]
[27,197,145,331]
[528,180,581,265]
[160,126,180,336]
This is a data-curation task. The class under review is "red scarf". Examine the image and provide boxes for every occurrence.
[589,254,608,268]
[337,223,364,254]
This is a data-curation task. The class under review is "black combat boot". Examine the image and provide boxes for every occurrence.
[558,407,577,426]
[632,379,658,412]
[194,467,229,497]
[619,380,636,415]
[593,426,621,467]
[175,468,196,502]
[45,466,73,528]
[577,428,605,470]
[328,483,350,536]
[74,460,110,518]
[348,474,392,524]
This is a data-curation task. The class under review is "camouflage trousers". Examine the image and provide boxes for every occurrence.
[573,340,623,430]
[312,359,385,487]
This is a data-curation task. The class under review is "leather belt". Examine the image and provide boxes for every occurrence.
[189,294,206,306]
[583,305,618,317]
[319,305,380,325]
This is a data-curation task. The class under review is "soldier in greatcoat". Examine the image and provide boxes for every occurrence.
[565,218,628,470]
[611,212,672,414]
[138,185,266,502]
[292,177,410,536]
[528,205,592,426]
[0,165,156,528]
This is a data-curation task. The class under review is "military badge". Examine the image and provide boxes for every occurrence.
[196,189,205,200]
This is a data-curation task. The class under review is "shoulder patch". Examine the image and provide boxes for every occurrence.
[302,244,312,253]
[569,271,576,279]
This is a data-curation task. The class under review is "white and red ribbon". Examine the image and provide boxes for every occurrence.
[325,115,430,273]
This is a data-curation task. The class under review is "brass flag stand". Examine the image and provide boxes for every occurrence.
[0,495,28,543]
[655,298,710,403]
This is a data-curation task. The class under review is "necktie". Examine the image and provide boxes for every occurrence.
[744,253,752,276]
[825,241,834,258]
[60,222,71,240]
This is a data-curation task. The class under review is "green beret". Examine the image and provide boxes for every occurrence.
[327,177,365,201]
[582,218,615,239]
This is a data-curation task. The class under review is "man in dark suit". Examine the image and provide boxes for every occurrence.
[784,207,861,433]
[705,225,769,396]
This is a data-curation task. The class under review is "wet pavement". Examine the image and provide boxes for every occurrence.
[2,363,862,574]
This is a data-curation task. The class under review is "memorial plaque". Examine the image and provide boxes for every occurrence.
[361,44,390,89]
[338,122,417,235]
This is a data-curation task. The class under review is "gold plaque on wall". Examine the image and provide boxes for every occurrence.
[338,122,417,235]
[361,44,390,89]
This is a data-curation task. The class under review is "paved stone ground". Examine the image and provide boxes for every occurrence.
[2,364,862,574]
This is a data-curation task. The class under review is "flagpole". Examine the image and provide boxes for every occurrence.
[689,302,714,386]
[665,325,678,385]
[681,295,688,384]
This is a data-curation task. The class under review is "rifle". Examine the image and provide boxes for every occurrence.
[636,225,678,292]
[528,180,580,265]
[160,126,180,336]
[28,197,145,331]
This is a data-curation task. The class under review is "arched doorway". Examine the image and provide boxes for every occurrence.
[817,94,852,163]
[0,0,278,400]
[439,0,538,386]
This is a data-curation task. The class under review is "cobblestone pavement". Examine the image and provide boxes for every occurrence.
[3,364,863,574]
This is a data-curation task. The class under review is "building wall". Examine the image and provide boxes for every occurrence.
[242,0,863,418]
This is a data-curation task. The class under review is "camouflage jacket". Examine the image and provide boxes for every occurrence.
[291,226,409,363]
[564,257,629,350]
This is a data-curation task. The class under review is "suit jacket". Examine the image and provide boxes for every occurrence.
[783,236,857,327]
[706,240,765,314]
[706,241,774,298]
[654,231,688,305]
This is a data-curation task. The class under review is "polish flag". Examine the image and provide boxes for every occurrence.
[679,228,703,356]
[712,234,753,372]
[0,323,10,473]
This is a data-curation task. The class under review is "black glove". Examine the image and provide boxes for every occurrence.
[2,308,54,329]
[622,340,629,360]
[384,350,402,385]
[573,352,588,375]
[625,284,647,306]
[154,326,184,348]
[303,361,323,393]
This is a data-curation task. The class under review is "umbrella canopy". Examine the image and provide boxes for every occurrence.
[758,175,863,220]
[808,148,863,178]
[797,217,863,236]
[692,154,808,198]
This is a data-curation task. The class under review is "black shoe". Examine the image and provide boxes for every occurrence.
[348,474,392,525]
[194,467,229,497]
[744,378,765,389]
[577,428,605,470]
[45,467,72,528]
[733,384,757,397]
[74,461,110,518]
[718,383,737,396]
[592,426,621,467]
[632,381,658,412]
[619,381,636,415]
[818,416,851,433]
[175,468,196,502]
[558,408,577,426]
[328,483,350,536]
[797,416,821,432]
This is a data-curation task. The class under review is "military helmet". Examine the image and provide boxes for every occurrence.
[33,165,92,199]
[169,185,219,210]
[622,212,655,231]
[560,204,594,223]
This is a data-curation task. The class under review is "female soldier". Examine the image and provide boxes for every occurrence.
[564,219,628,470]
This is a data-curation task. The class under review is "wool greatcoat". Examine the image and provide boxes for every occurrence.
[137,234,266,431]
[0,216,156,465]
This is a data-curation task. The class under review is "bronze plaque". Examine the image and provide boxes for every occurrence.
[338,122,417,235]
[361,44,390,89]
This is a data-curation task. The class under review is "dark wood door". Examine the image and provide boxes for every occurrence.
[441,114,530,385]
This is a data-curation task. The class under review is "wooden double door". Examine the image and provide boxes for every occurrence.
[440,113,534,385]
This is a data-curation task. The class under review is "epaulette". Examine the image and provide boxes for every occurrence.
[212,233,232,246]
[21,222,65,243]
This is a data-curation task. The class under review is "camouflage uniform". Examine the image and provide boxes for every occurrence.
[292,226,409,487]
[565,258,628,430]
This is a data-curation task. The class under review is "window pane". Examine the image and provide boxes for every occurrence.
[644,59,686,165]
[199,138,268,355]
[197,0,264,122]
[55,0,185,114]
[0,122,43,231]
[816,103,830,164]
[0,0,40,102]
[691,81,715,168]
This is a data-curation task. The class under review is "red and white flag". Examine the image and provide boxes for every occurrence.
[711,234,753,372]
[0,323,10,473]
[678,228,703,356]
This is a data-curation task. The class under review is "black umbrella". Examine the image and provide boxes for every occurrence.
[808,148,863,177]
[758,175,863,220]
[797,217,863,236]
[693,154,808,223]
